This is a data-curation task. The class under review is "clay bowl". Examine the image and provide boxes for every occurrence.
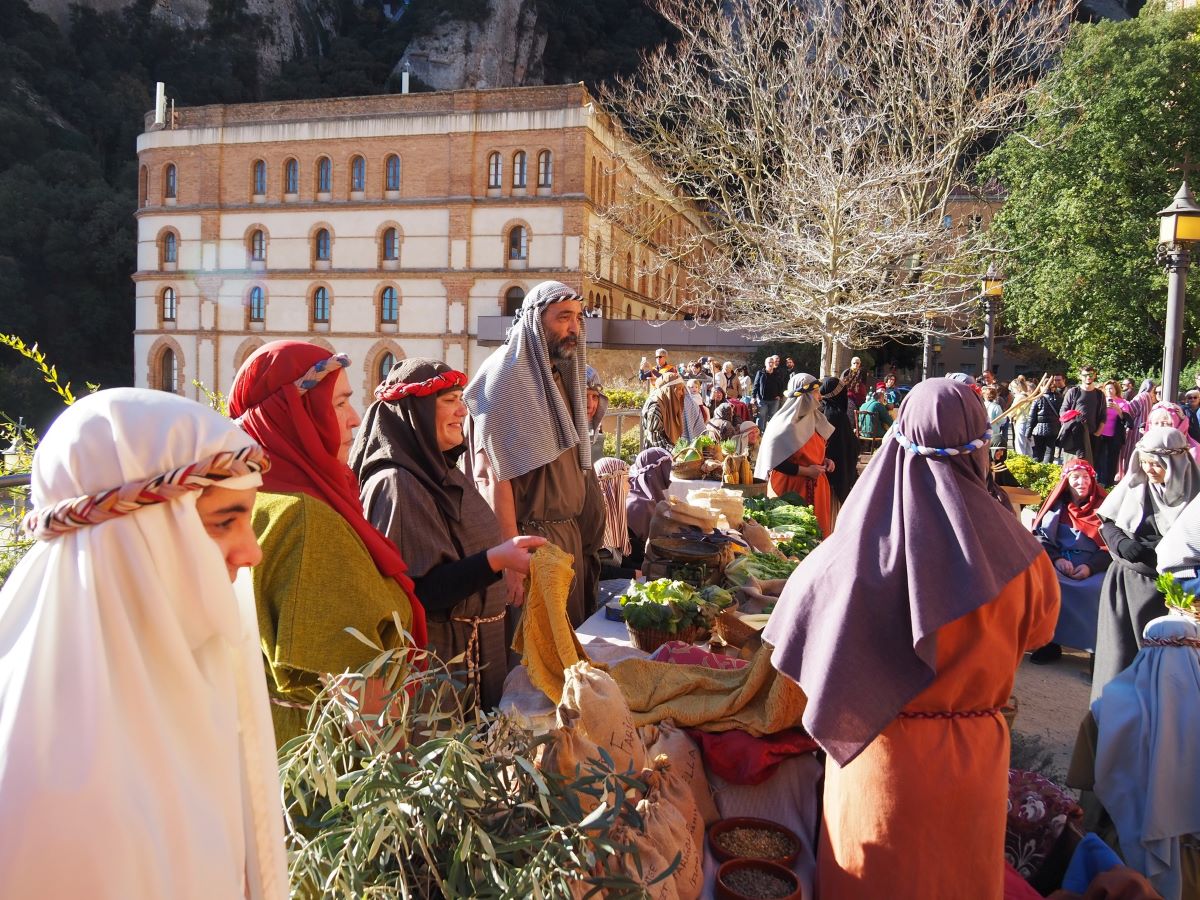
[708,817,802,868]
[715,858,803,900]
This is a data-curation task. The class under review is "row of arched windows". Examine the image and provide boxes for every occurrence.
[158,283,405,327]
[486,150,553,191]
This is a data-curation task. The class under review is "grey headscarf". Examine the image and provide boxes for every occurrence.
[463,281,590,482]
[586,365,609,434]
[1100,426,1200,535]
[754,373,835,480]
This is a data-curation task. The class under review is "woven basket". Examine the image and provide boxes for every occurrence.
[713,604,763,649]
[672,459,705,480]
[627,623,709,654]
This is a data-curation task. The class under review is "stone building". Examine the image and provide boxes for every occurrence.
[133,84,752,405]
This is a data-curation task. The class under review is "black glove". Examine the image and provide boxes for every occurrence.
[775,459,800,477]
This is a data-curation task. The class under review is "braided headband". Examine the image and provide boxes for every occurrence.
[1139,445,1190,458]
[788,382,820,398]
[1062,459,1097,477]
[890,425,991,457]
[820,381,845,399]
[294,353,350,394]
[22,445,270,541]
[374,370,467,402]
[1143,636,1200,648]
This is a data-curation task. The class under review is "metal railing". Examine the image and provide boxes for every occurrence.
[604,408,645,456]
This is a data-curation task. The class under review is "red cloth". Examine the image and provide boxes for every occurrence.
[230,340,427,648]
[1032,459,1108,551]
[1003,862,1043,900]
[685,727,819,785]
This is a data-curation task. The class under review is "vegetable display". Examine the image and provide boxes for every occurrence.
[619,578,733,632]
[1156,572,1196,614]
[724,553,798,587]
[742,495,823,561]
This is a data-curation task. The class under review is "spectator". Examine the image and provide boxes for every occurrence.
[982,385,1006,448]
[1009,375,1032,456]
[716,360,739,396]
[1024,373,1065,464]
[638,348,677,382]
[736,365,754,403]
[753,355,787,429]
[842,356,868,407]
[1060,365,1106,465]
[686,378,711,423]
[785,356,796,376]
[882,373,901,409]
[637,356,654,382]
[1121,378,1137,401]
[858,389,892,440]
[1184,389,1200,442]
[1096,380,1132,486]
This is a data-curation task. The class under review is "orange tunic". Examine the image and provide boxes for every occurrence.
[817,553,1060,900]
[768,433,833,537]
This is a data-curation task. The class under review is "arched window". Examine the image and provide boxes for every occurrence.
[538,150,553,188]
[377,351,395,383]
[158,348,178,393]
[385,154,401,192]
[284,159,299,194]
[312,286,330,323]
[513,151,527,189]
[317,157,332,193]
[164,163,177,200]
[487,152,502,189]
[508,225,528,261]
[162,231,177,265]
[250,229,265,262]
[350,155,365,192]
[626,303,633,319]
[161,287,176,321]
[138,166,148,208]
[314,228,330,261]
[380,287,398,324]
[252,160,266,195]
[382,227,400,261]
[504,286,525,316]
[248,286,265,322]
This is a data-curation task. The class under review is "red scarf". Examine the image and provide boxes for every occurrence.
[230,341,427,648]
[1033,459,1108,550]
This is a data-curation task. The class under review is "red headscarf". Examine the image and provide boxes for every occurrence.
[1033,459,1108,550]
[229,341,427,648]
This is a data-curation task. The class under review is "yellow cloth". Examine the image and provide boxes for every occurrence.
[249,491,415,747]
[610,643,807,735]
[513,542,590,701]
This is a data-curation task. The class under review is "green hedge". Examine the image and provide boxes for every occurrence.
[1005,454,1062,499]
[603,430,643,463]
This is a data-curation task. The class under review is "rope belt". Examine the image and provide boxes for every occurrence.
[898,706,1003,721]
[520,517,575,528]
[1143,636,1200,648]
[450,608,507,701]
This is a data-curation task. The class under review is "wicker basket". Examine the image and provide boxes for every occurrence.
[714,604,763,648]
[627,622,709,654]
[672,458,705,480]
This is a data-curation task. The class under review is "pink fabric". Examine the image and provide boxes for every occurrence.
[1003,862,1043,900]
[649,640,747,670]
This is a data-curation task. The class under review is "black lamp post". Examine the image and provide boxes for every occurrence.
[981,264,1004,380]
[1156,179,1200,403]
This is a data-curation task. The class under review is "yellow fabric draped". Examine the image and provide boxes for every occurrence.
[512,542,591,701]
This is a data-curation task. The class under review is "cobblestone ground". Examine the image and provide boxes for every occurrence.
[1010,648,1093,788]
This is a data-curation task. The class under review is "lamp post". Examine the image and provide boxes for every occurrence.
[981,264,1004,381]
[1156,179,1200,404]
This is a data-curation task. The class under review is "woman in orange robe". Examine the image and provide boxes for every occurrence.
[754,372,835,536]
[764,379,1060,899]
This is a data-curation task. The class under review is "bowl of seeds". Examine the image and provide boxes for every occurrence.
[715,858,803,900]
[708,817,801,867]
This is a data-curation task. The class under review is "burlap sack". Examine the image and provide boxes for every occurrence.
[640,719,720,825]
[558,661,647,775]
[635,758,703,899]
[606,820,678,900]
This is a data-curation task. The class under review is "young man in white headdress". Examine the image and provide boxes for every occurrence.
[465,280,606,626]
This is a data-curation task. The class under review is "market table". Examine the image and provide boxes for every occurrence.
[500,603,822,899]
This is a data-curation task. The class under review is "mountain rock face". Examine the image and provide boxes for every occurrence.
[398,0,546,90]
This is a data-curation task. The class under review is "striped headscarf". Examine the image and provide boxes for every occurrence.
[464,281,590,482]
[594,456,632,555]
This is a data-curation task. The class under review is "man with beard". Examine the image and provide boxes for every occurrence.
[464,281,605,627]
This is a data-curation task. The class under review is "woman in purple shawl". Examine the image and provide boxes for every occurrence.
[764,379,1060,900]
[625,447,672,563]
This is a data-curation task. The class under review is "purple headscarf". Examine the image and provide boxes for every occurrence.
[763,379,1043,765]
[626,447,672,542]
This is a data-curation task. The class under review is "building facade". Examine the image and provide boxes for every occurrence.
[133,85,719,404]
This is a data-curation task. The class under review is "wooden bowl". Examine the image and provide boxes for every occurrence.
[715,858,803,900]
[708,817,802,867]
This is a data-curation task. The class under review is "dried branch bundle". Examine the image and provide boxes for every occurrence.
[600,0,1074,374]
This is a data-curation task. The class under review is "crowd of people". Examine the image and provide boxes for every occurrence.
[0,278,1195,899]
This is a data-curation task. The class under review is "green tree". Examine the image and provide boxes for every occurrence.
[980,4,1200,377]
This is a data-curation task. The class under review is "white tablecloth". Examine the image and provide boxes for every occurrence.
[499,606,821,900]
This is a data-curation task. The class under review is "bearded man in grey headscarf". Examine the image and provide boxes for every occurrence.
[465,281,605,627]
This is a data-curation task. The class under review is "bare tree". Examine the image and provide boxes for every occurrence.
[598,0,1075,376]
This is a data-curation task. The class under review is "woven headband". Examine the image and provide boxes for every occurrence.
[1143,636,1200,648]
[1063,459,1097,477]
[23,445,270,541]
[375,370,468,402]
[820,381,845,399]
[788,382,820,398]
[890,425,991,457]
[1139,445,1189,458]
[294,353,350,394]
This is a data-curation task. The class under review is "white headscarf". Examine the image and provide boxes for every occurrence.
[754,372,835,480]
[464,281,590,481]
[0,389,287,900]
[1093,615,1200,900]
[1157,491,1200,578]
[1099,426,1200,535]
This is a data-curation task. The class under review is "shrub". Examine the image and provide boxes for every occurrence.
[604,387,648,410]
[1005,453,1062,499]
[603,429,642,463]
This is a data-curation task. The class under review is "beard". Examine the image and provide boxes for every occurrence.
[547,333,578,360]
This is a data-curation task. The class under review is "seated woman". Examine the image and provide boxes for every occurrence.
[1028,460,1111,664]
[1092,426,1200,702]
[704,401,738,443]
[858,388,892,441]
[0,389,287,899]
[754,372,835,537]
[593,456,640,580]
[626,447,672,562]
[229,340,427,747]
[350,358,546,713]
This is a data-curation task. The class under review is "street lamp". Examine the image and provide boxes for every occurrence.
[981,264,1004,381]
[1156,179,1200,403]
